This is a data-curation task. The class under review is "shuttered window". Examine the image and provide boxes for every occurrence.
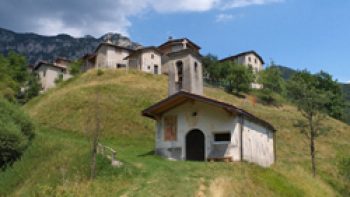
[164,116,177,141]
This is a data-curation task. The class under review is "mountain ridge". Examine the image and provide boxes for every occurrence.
[0,27,141,64]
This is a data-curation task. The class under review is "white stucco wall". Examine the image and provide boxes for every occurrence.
[242,119,275,167]
[155,101,239,161]
[95,45,130,69]
[241,53,263,74]
[37,65,71,91]
[140,51,162,74]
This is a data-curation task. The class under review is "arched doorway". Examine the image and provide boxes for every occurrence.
[186,129,205,161]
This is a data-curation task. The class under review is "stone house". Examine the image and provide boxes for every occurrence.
[124,47,162,75]
[33,58,72,91]
[142,49,276,167]
[94,42,134,69]
[220,51,265,89]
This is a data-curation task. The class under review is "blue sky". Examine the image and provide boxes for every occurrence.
[130,1,350,83]
[0,0,349,82]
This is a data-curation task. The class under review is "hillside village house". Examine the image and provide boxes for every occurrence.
[94,41,134,69]
[142,43,276,167]
[124,47,162,74]
[220,51,265,89]
[33,58,72,91]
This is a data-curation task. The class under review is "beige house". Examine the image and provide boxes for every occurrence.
[142,48,276,167]
[220,51,264,89]
[94,42,134,69]
[33,58,72,91]
[124,47,162,74]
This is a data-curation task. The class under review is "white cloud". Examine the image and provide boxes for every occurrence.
[216,14,235,22]
[221,0,284,9]
[0,0,284,37]
[150,0,220,12]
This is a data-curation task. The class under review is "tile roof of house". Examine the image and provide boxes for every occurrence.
[220,50,265,64]
[142,91,276,131]
[95,42,135,53]
[158,38,201,50]
[33,60,68,70]
[123,46,162,60]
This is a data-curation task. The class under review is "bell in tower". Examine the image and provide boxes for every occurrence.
[165,49,203,96]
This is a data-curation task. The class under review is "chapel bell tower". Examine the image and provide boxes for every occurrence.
[166,49,203,96]
[158,38,203,96]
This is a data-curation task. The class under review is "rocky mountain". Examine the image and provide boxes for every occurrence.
[0,27,141,64]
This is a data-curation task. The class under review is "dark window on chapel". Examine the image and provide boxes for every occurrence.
[176,61,183,89]
[214,133,231,142]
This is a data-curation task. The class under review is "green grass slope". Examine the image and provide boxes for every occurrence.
[1,69,350,196]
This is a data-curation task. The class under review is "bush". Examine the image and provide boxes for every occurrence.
[339,157,350,181]
[0,97,34,169]
[255,89,282,106]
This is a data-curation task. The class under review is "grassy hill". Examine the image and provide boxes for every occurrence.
[1,69,349,196]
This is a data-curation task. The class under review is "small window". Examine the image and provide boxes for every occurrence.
[255,58,257,64]
[151,54,154,59]
[117,64,126,68]
[248,57,251,62]
[194,62,198,72]
[147,66,151,70]
[43,69,46,77]
[214,133,231,142]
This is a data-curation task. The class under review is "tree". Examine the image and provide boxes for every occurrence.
[222,62,254,95]
[259,65,285,94]
[0,97,34,169]
[25,74,41,100]
[201,54,218,81]
[69,60,83,76]
[0,51,40,103]
[90,69,104,179]
[314,71,345,120]
[287,70,328,177]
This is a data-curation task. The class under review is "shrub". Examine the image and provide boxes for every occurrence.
[0,97,34,169]
[339,157,350,181]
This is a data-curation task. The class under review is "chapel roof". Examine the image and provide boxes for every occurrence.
[142,91,276,131]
